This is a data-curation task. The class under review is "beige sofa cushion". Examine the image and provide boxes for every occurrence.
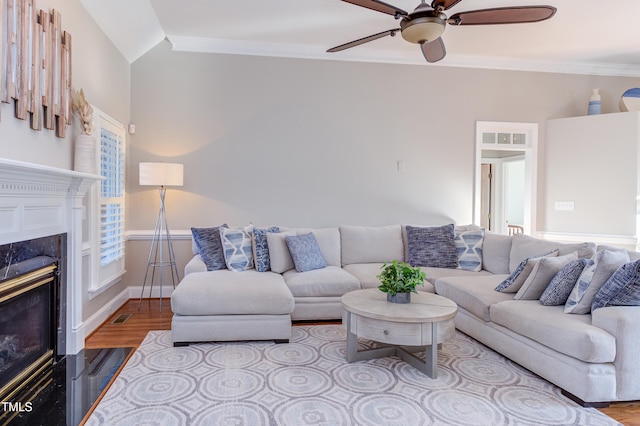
[185,254,207,275]
[490,300,615,363]
[509,234,596,273]
[422,267,492,285]
[283,266,361,297]
[434,275,511,321]
[343,263,436,293]
[293,227,342,267]
[481,232,512,274]
[171,270,294,316]
[342,263,385,290]
[340,225,404,265]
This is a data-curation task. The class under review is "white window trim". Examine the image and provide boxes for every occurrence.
[87,106,126,296]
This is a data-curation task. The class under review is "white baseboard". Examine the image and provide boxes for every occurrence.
[76,285,175,353]
[80,288,131,344]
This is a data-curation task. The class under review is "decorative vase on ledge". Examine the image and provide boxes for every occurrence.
[588,89,601,115]
[387,292,411,304]
[74,134,96,174]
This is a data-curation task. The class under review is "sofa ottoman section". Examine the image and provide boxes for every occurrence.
[171,270,295,346]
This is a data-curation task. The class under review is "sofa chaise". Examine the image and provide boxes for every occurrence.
[170,223,640,407]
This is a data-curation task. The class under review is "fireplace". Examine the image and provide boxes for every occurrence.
[0,234,66,415]
[0,158,99,355]
[0,158,101,423]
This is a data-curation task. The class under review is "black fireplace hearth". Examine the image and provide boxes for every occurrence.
[0,235,135,425]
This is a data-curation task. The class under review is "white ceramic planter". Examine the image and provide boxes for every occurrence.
[74,134,96,174]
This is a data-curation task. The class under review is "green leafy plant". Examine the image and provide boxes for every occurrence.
[377,260,426,296]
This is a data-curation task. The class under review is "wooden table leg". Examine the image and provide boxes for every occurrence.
[396,322,439,378]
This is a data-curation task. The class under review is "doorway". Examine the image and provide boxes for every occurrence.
[474,122,538,235]
[480,153,525,234]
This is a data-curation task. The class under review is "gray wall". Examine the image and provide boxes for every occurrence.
[0,0,131,321]
[545,112,640,237]
[125,40,640,282]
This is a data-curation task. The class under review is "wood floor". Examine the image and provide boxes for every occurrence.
[85,298,173,349]
[85,298,640,425]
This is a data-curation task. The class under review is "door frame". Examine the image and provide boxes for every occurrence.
[474,121,538,235]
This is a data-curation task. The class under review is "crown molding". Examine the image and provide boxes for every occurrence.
[166,35,640,78]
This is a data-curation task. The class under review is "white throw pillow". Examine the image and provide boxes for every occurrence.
[515,252,578,300]
[266,231,297,273]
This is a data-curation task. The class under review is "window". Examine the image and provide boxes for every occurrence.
[99,127,125,266]
[87,107,126,296]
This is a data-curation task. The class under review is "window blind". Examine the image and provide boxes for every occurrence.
[100,128,125,266]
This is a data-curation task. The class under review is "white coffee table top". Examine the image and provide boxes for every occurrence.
[341,288,457,323]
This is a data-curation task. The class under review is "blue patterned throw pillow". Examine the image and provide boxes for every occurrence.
[592,259,640,311]
[454,226,484,272]
[220,226,254,272]
[285,233,327,272]
[564,248,630,314]
[406,224,457,268]
[539,258,588,306]
[253,226,280,272]
[495,250,558,293]
[191,225,228,271]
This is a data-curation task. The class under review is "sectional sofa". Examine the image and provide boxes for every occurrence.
[170,224,640,407]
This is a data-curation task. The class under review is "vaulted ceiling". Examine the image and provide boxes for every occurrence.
[81,0,640,77]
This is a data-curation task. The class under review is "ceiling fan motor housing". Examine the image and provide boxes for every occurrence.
[401,9,447,44]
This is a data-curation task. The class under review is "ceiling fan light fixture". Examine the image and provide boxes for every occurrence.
[401,12,446,44]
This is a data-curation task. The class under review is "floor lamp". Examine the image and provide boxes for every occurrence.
[138,162,184,313]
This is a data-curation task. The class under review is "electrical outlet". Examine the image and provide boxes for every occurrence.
[554,201,575,211]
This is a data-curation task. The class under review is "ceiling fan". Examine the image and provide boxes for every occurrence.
[327,0,556,63]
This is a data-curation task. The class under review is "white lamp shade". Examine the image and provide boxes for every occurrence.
[139,162,184,186]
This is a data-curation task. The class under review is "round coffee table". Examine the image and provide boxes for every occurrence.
[341,288,457,378]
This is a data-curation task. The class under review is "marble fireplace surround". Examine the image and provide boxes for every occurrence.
[0,158,100,354]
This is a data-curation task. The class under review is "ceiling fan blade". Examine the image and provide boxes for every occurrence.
[327,29,399,53]
[340,0,407,17]
[420,38,446,63]
[431,0,463,11]
[449,6,556,25]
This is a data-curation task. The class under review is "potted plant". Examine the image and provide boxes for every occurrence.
[377,260,426,304]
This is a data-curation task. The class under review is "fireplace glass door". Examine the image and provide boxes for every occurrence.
[0,265,55,402]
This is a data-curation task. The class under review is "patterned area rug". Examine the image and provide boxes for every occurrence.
[86,326,618,425]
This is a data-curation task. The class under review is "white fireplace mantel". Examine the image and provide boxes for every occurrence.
[0,158,101,354]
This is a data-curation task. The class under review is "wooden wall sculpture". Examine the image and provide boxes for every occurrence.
[0,0,72,137]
